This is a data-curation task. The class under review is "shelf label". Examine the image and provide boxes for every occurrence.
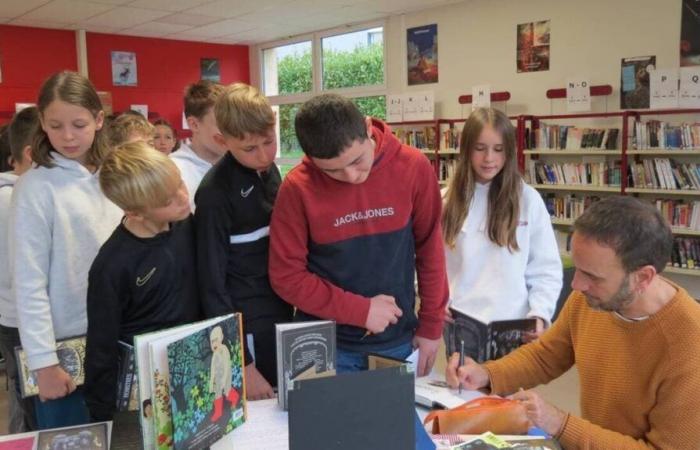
[680,67,700,108]
[650,68,679,109]
[471,84,491,110]
[566,78,591,112]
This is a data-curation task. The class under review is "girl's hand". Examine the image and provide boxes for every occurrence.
[522,317,545,343]
[35,365,75,401]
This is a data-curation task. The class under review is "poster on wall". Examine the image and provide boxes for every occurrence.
[201,58,221,82]
[407,24,438,85]
[111,51,137,87]
[620,55,655,109]
[516,20,550,73]
[681,0,700,67]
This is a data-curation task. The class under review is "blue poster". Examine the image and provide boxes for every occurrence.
[407,24,438,85]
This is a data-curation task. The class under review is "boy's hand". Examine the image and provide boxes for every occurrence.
[445,352,490,391]
[412,335,440,376]
[365,295,402,334]
[35,365,75,401]
[244,363,275,401]
[444,305,454,324]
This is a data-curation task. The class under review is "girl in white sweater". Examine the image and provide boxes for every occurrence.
[442,108,562,361]
[9,72,122,428]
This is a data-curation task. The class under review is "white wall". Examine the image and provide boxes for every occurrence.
[385,0,682,117]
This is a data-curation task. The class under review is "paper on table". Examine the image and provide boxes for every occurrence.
[415,373,484,410]
[213,398,288,450]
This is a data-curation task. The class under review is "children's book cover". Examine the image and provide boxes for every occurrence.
[0,436,35,450]
[167,314,246,450]
[134,317,224,450]
[116,341,138,412]
[36,422,108,450]
[15,335,86,398]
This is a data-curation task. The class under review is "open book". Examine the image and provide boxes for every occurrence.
[445,308,536,363]
[415,375,484,410]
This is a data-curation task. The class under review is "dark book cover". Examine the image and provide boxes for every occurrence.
[166,314,246,450]
[115,341,137,412]
[275,320,336,410]
[445,308,537,363]
[288,365,415,450]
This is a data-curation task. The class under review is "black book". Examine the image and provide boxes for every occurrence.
[115,341,138,412]
[288,359,415,450]
[445,308,537,363]
[275,320,336,410]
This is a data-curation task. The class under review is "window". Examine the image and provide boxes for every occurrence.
[321,27,384,90]
[262,41,312,96]
[260,22,386,177]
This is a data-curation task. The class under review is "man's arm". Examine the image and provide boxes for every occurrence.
[268,180,370,327]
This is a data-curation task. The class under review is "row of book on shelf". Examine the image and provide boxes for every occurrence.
[528,124,620,150]
[542,193,700,233]
[628,159,700,191]
[633,120,700,150]
[672,237,700,270]
[524,160,622,187]
[391,123,464,152]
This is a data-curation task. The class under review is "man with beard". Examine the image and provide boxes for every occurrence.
[444,196,700,449]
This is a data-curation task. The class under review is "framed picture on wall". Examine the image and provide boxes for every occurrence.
[407,24,438,85]
[111,51,138,86]
[201,58,221,82]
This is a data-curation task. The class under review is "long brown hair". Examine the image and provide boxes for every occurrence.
[442,108,522,251]
[32,71,109,168]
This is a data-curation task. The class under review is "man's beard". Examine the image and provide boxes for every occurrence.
[585,274,635,313]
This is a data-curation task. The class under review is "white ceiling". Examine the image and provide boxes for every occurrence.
[0,0,463,45]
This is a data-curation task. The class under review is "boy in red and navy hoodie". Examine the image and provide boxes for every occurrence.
[269,93,448,375]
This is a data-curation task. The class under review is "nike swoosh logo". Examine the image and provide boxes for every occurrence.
[136,267,157,287]
[241,185,254,198]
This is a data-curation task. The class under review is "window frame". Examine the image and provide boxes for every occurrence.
[258,20,387,168]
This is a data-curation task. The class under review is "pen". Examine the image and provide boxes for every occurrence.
[458,339,465,394]
[361,331,372,340]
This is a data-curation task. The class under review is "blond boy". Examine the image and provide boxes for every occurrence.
[84,142,201,421]
[107,111,155,148]
[195,83,293,400]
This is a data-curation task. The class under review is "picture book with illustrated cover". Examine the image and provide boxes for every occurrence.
[167,314,246,450]
[15,335,85,398]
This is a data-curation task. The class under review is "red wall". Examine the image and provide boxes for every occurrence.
[0,25,250,130]
[0,25,78,122]
[87,33,249,133]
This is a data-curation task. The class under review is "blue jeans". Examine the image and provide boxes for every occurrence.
[336,341,413,373]
[34,388,90,429]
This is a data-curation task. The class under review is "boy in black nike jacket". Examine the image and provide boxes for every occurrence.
[195,83,293,400]
[84,142,201,421]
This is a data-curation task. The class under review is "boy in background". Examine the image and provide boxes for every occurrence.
[0,107,38,432]
[171,80,227,212]
[269,94,448,376]
[196,83,293,400]
[107,111,155,148]
[84,142,201,421]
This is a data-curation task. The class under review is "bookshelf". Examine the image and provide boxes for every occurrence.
[387,119,440,177]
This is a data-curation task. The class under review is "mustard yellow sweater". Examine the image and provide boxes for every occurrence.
[484,282,700,449]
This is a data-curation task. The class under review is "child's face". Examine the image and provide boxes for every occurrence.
[41,100,104,166]
[219,128,277,173]
[310,118,375,184]
[191,109,227,158]
[139,176,190,225]
[153,125,176,154]
[470,124,506,184]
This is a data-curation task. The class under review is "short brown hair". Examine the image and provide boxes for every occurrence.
[573,196,672,274]
[184,80,225,120]
[33,71,109,168]
[8,107,39,164]
[99,141,181,212]
[214,83,275,138]
[108,112,155,148]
